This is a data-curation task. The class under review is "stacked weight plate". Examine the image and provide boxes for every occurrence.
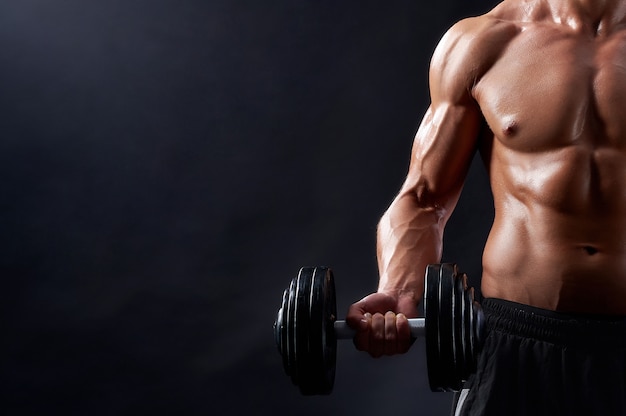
[424,263,484,392]
[274,266,337,395]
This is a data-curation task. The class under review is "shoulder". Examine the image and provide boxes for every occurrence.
[429,9,521,103]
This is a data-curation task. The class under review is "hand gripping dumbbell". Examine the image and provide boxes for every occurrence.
[273,263,485,395]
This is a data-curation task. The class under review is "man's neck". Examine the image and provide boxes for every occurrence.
[542,0,625,32]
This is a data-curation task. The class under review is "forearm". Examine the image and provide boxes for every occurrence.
[376,190,445,305]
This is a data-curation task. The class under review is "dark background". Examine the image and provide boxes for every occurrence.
[1,1,498,415]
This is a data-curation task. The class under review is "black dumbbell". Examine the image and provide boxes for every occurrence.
[273,263,485,395]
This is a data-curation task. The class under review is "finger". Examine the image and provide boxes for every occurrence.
[396,313,412,354]
[384,311,397,356]
[353,313,371,351]
[346,302,369,331]
[369,312,385,358]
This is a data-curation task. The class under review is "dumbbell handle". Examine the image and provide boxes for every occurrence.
[333,318,426,339]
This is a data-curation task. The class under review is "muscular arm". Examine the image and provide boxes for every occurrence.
[347,17,497,356]
[377,103,481,300]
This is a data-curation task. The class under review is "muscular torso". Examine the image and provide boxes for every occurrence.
[474,9,626,313]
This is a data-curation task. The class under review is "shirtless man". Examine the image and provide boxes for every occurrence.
[346,0,626,414]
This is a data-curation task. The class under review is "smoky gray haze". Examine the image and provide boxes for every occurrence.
[1,1,497,415]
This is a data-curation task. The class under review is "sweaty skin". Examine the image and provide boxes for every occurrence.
[347,0,626,357]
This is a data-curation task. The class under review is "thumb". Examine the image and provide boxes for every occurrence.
[346,302,371,331]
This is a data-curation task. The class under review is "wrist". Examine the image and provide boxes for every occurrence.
[378,286,422,304]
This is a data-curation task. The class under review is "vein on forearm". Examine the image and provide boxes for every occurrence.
[376,190,446,302]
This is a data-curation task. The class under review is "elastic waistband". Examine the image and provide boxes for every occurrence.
[482,298,626,347]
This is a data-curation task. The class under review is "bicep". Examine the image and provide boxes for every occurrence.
[396,15,508,220]
[399,19,488,216]
[401,100,482,218]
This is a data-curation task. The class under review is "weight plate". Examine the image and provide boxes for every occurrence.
[438,263,459,391]
[462,278,473,378]
[293,267,313,389]
[471,298,486,372]
[322,268,338,394]
[274,288,289,375]
[454,272,466,383]
[463,288,474,376]
[299,266,336,395]
[286,276,298,383]
[467,287,476,370]
[424,264,443,391]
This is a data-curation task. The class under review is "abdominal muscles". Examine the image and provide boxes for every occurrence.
[480,143,626,314]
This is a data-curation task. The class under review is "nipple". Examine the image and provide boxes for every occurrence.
[502,120,518,137]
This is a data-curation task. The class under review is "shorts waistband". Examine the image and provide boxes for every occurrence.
[482,298,626,347]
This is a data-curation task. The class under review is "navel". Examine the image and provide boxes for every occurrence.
[582,245,599,256]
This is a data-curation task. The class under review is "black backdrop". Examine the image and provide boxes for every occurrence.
[2,1,498,415]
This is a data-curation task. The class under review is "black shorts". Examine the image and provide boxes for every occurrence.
[452,299,626,416]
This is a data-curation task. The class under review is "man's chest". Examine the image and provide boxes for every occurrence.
[473,26,626,151]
